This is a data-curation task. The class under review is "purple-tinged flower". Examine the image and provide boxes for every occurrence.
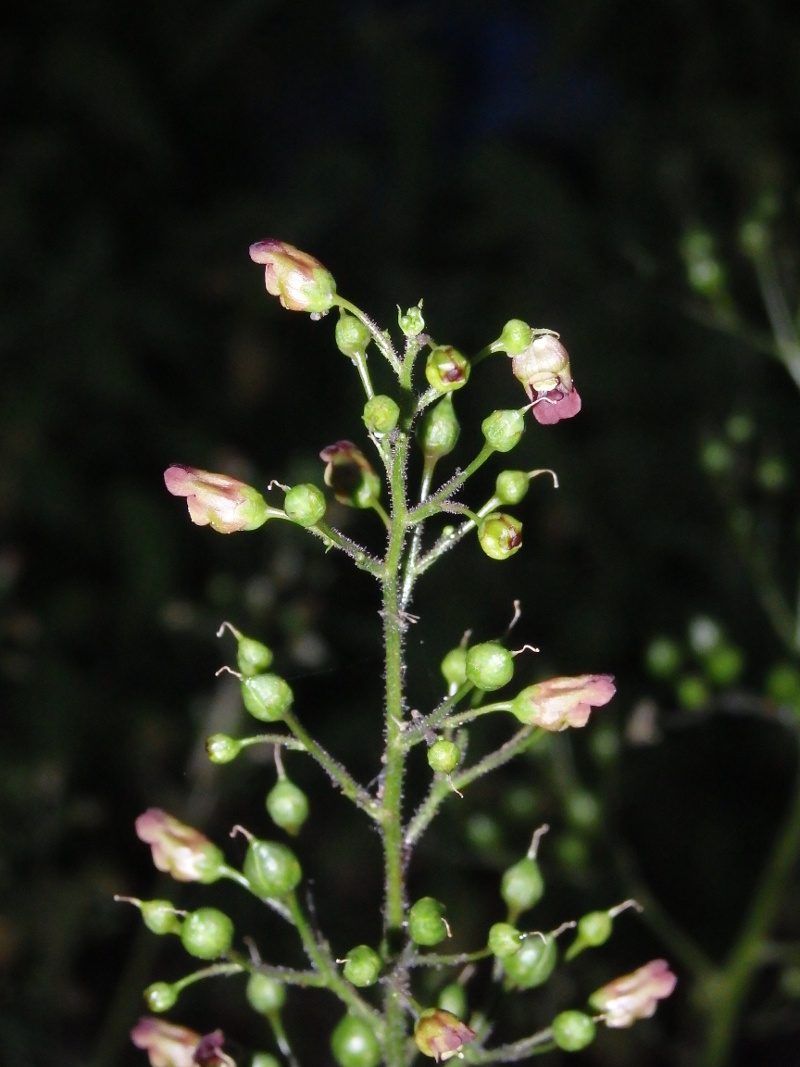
[164,466,274,534]
[135,809,225,884]
[248,239,336,313]
[510,674,615,730]
[510,334,582,425]
[414,1009,477,1061]
[589,959,677,1028]
[320,441,382,508]
[130,1018,235,1067]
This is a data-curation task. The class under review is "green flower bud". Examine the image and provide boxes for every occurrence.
[477,513,523,560]
[363,395,400,435]
[144,981,178,1013]
[284,484,326,527]
[427,739,460,774]
[499,319,533,355]
[180,907,234,959]
[481,410,525,453]
[266,779,310,836]
[676,674,709,710]
[342,944,382,987]
[425,346,471,393]
[488,921,524,958]
[494,470,529,505]
[331,1014,381,1067]
[704,643,744,686]
[206,733,242,764]
[417,394,460,461]
[565,910,613,961]
[235,635,273,676]
[399,302,425,337]
[244,839,302,898]
[441,647,467,688]
[246,972,287,1013]
[501,856,544,916]
[408,896,449,946]
[766,663,800,707]
[466,642,514,691]
[242,674,294,722]
[140,899,182,936]
[251,1055,281,1067]
[680,229,726,299]
[437,982,467,1019]
[502,933,557,989]
[551,1010,596,1051]
[335,312,371,357]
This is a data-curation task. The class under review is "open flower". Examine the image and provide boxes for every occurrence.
[164,466,276,534]
[510,674,615,730]
[131,1019,235,1067]
[320,441,382,508]
[135,809,225,883]
[510,333,582,425]
[249,239,336,313]
[589,959,677,1028]
[414,1009,477,1061]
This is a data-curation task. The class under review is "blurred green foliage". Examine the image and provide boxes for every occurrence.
[3,1,800,1065]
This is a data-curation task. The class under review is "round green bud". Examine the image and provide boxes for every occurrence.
[482,410,525,453]
[331,1014,381,1067]
[427,739,460,774]
[676,674,709,711]
[437,982,467,1019]
[363,395,400,435]
[466,642,514,691]
[725,412,755,444]
[251,1055,281,1067]
[144,981,178,1013]
[246,972,287,1013]
[502,933,557,989]
[284,483,326,527]
[425,345,470,393]
[495,470,529,505]
[244,839,302,898]
[757,456,788,492]
[488,921,523,959]
[335,312,371,357]
[408,896,448,947]
[441,647,467,688]
[236,636,273,676]
[501,856,544,915]
[343,944,382,987]
[242,674,294,722]
[739,218,769,259]
[266,779,310,836]
[477,513,522,560]
[499,319,533,355]
[645,637,682,679]
[577,910,613,947]
[704,643,744,686]
[417,394,460,461]
[565,789,601,833]
[206,733,242,764]
[700,439,733,476]
[140,899,182,936]
[766,663,800,706]
[551,1010,596,1051]
[180,907,234,959]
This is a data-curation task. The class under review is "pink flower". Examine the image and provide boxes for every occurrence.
[131,1019,235,1067]
[589,959,677,1028]
[510,674,615,730]
[135,809,225,883]
[414,1009,477,1061]
[510,334,582,425]
[164,466,275,534]
[248,239,336,313]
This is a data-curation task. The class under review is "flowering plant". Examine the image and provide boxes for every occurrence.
[123,240,675,1067]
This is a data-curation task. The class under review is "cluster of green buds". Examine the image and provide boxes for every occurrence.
[127,239,677,1067]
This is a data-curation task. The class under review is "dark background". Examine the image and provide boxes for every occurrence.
[3,2,800,1065]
